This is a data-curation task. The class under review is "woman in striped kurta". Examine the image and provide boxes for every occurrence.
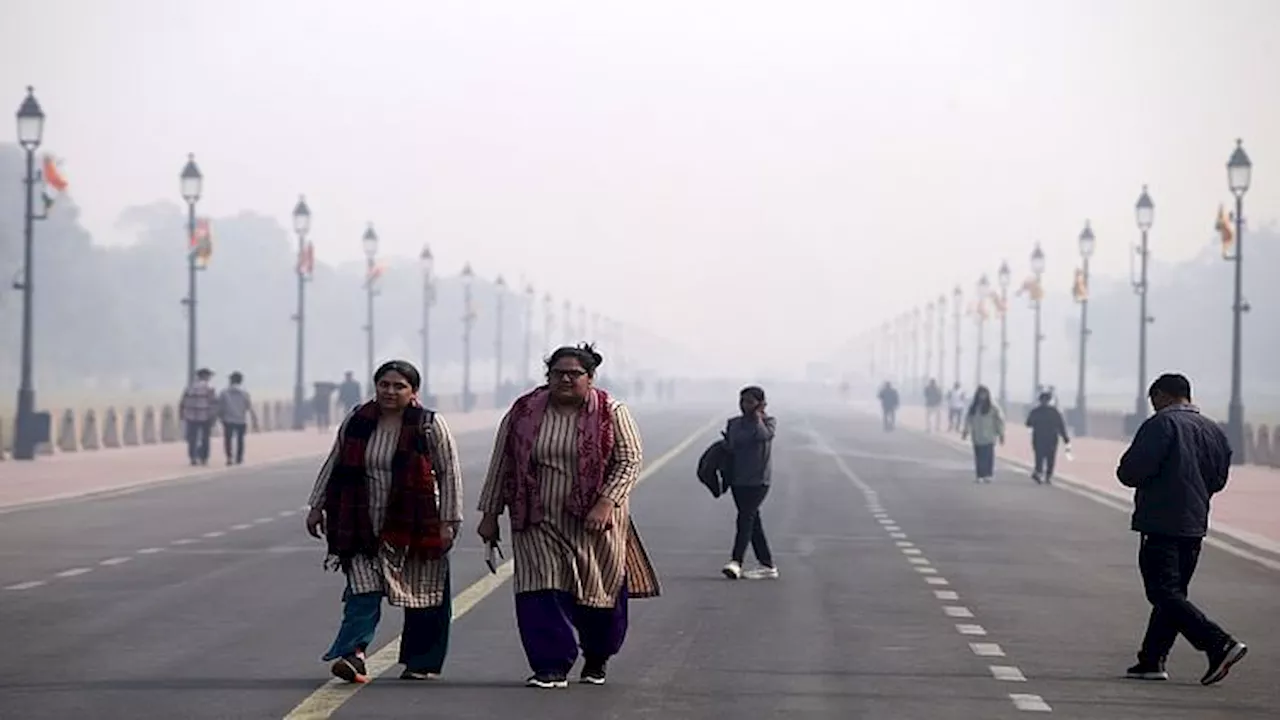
[305,360,463,683]
[478,344,660,689]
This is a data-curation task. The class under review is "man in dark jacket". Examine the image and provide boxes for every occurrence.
[1025,391,1070,484]
[721,386,777,581]
[1116,373,1246,686]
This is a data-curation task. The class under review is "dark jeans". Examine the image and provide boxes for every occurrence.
[973,443,995,478]
[730,485,773,566]
[882,408,897,431]
[323,571,453,673]
[223,421,247,464]
[1033,441,1058,479]
[1137,534,1230,663]
[185,420,212,464]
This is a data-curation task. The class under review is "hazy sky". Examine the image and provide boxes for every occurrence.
[3,0,1277,377]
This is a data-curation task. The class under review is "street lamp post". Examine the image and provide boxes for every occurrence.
[937,294,946,387]
[420,245,435,401]
[1226,140,1252,464]
[924,301,935,387]
[180,153,204,385]
[1133,187,1154,423]
[1030,243,1045,399]
[290,196,311,430]
[542,293,554,372]
[12,86,48,460]
[494,275,507,403]
[461,263,475,412]
[562,299,572,344]
[952,286,962,387]
[997,261,1010,408]
[975,274,990,388]
[523,284,535,387]
[362,224,379,388]
[1075,221,1096,436]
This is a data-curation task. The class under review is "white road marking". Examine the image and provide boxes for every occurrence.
[230,523,252,531]
[282,415,722,720]
[916,566,939,574]
[55,567,92,578]
[1009,693,1052,712]
[956,624,987,635]
[100,557,132,566]
[934,589,959,599]
[202,531,226,538]
[877,518,893,524]
[298,505,310,511]
[890,532,908,539]
[171,538,198,545]
[895,541,915,548]
[908,557,931,565]
[5,580,45,590]
[970,642,1006,657]
[991,666,1027,682]
[885,525,901,532]
[279,510,297,517]
[137,547,165,554]
[253,517,274,524]
[902,548,923,555]
[944,606,974,618]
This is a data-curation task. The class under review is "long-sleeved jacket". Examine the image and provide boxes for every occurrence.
[963,405,1005,446]
[1025,404,1069,447]
[1116,404,1231,537]
[725,414,776,487]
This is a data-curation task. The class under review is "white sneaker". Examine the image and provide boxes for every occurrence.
[721,560,742,579]
[744,566,779,580]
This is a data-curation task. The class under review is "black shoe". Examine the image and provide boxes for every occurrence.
[1125,660,1169,681]
[580,658,607,685]
[400,668,440,680]
[526,672,568,689]
[1202,639,1248,686]
[330,654,369,684]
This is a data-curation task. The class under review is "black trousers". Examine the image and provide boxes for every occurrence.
[1032,440,1058,479]
[223,421,247,464]
[730,485,773,567]
[1137,534,1229,663]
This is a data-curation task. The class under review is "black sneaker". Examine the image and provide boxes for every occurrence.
[580,658,607,685]
[400,668,440,680]
[1125,660,1169,681]
[330,654,369,684]
[1201,639,1248,686]
[526,672,569,689]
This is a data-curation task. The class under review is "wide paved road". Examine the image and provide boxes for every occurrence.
[1,404,1276,719]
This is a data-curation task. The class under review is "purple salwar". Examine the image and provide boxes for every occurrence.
[516,584,629,674]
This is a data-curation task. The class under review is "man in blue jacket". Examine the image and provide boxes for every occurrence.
[1117,373,1247,685]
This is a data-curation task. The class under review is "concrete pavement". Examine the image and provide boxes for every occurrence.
[0,405,1276,719]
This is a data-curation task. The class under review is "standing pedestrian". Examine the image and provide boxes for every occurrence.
[877,381,900,431]
[721,386,778,581]
[179,368,217,466]
[337,371,363,412]
[924,379,943,433]
[217,371,257,465]
[960,385,1004,484]
[946,383,966,432]
[305,360,464,683]
[1025,390,1069,484]
[1117,373,1247,685]
[477,344,660,689]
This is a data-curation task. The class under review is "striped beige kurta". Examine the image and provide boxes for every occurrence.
[478,398,660,609]
[308,410,463,608]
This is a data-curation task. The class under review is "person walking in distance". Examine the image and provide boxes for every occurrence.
[946,383,966,432]
[217,371,258,466]
[179,368,217,466]
[961,385,1004,484]
[877,381,900,431]
[337,371,363,412]
[722,386,779,580]
[923,379,943,433]
[1117,373,1247,685]
[1025,390,1069,484]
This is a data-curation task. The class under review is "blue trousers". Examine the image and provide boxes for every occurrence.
[322,570,452,672]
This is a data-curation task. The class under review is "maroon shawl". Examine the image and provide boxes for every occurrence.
[323,402,446,571]
[501,386,616,532]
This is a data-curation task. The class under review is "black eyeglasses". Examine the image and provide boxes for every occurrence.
[549,369,587,380]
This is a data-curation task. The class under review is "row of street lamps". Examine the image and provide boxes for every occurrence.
[872,139,1253,463]
[10,87,628,453]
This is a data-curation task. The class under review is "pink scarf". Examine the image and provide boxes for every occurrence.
[502,386,615,532]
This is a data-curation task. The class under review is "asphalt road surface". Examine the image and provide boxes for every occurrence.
[1,404,1276,719]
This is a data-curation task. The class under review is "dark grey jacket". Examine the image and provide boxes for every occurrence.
[725,415,777,487]
[1116,404,1231,538]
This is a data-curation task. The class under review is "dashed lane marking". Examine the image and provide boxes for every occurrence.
[137,547,165,554]
[903,548,923,555]
[957,624,987,636]
[5,580,45,590]
[253,517,275,524]
[171,538,198,545]
[944,606,975,618]
[970,642,1006,657]
[1009,693,1052,712]
[991,666,1028,682]
[934,589,959,600]
[54,567,92,578]
[890,532,908,539]
[908,557,931,565]
[926,577,951,586]
[100,557,132,566]
[231,524,253,531]
[203,531,226,538]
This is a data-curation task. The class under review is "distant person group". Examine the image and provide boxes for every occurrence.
[178,368,258,466]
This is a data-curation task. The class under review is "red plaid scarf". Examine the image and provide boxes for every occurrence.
[323,402,446,571]
[502,386,615,532]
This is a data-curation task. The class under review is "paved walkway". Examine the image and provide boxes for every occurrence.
[0,410,503,511]
[888,404,1280,557]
